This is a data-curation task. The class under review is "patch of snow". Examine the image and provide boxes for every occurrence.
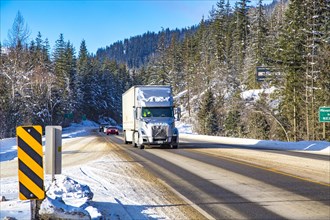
[46,175,93,207]
[180,134,330,155]
[241,87,276,101]
[174,90,187,99]
[40,196,90,220]
[176,121,195,135]
[0,199,30,219]
[0,138,17,162]
[62,120,98,138]
[39,175,96,219]
[98,117,118,126]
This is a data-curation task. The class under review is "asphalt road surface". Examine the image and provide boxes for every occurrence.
[107,133,330,220]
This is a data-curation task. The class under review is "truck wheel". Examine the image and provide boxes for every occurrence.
[124,131,128,144]
[132,137,137,148]
[135,132,144,149]
[132,132,137,148]
[171,144,178,149]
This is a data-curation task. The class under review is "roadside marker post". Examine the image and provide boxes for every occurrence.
[45,126,62,182]
[17,125,45,201]
[17,125,45,219]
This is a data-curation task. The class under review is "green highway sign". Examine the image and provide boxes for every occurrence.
[319,107,330,122]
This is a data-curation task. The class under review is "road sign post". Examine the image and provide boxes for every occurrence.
[319,107,330,140]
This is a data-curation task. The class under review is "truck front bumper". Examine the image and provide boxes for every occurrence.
[141,136,178,145]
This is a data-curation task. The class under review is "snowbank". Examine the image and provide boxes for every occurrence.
[180,134,330,155]
[176,121,194,134]
[40,175,101,219]
[0,138,17,162]
[62,120,98,138]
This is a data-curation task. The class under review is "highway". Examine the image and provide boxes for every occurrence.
[1,130,328,219]
[107,133,330,220]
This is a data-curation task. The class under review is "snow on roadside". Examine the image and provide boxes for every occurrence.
[180,134,330,155]
[39,175,100,219]
[0,120,98,163]
[1,120,195,220]
[176,121,195,135]
[1,120,329,219]
[62,120,98,138]
[0,138,17,162]
[0,121,100,220]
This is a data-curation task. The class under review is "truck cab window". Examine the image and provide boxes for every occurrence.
[143,108,152,117]
[142,107,173,118]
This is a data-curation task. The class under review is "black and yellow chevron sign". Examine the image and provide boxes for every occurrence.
[17,126,45,200]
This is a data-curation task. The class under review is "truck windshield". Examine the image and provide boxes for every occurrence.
[142,107,173,118]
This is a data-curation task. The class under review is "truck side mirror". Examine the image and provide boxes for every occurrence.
[175,107,181,121]
[133,107,136,119]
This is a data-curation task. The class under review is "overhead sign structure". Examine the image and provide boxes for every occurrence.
[319,107,330,123]
[17,126,45,200]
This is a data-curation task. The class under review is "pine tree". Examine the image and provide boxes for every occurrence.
[311,0,330,140]
[148,31,170,85]
[52,34,73,125]
[232,0,251,74]
[167,33,184,94]
[28,32,54,126]
[277,0,307,141]
[244,0,269,89]
[65,41,77,123]
[212,0,227,63]
[197,88,218,135]
[76,39,90,120]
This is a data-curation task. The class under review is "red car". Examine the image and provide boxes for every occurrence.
[106,126,119,135]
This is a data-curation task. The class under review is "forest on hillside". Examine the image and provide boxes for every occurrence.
[1,0,329,141]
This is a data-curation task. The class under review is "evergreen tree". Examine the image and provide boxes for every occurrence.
[276,0,308,141]
[52,34,74,125]
[243,0,269,89]
[28,32,54,126]
[148,31,170,85]
[65,41,77,123]
[197,88,218,135]
[76,40,90,119]
[212,0,227,63]
[232,0,251,75]
[310,0,330,140]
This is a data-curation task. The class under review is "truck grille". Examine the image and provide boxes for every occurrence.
[152,125,168,139]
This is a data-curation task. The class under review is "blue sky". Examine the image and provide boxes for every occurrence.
[1,0,273,54]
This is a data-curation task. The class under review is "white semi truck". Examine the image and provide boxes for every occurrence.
[122,85,180,149]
